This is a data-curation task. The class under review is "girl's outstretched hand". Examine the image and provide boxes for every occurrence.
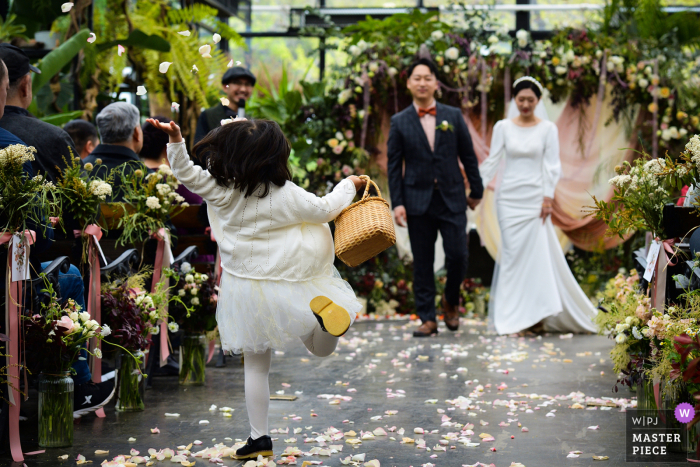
[146,118,183,143]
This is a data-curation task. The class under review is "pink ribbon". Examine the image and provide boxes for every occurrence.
[151,228,171,367]
[206,339,216,364]
[1,229,35,463]
[74,224,105,418]
[651,238,677,311]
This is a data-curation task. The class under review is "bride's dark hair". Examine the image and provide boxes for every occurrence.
[513,80,542,100]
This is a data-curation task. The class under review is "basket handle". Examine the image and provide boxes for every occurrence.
[359,175,382,200]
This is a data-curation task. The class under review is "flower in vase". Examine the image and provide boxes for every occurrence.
[342,165,354,176]
[94,348,103,359]
[79,311,91,323]
[333,145,344,155]
[168,322,179,333]
[179,289,186,297]
[632,326,643,340]
[191,297,200,306]
[615,333,627,344]
[146,196,161,210]
[431,30,444,41]
[190,288,198,295]
[84,162,94,171]
[56,315,75,334]
[201,274,209,281]
[100,324,111,337]
[150,326,160,335]
[185,274,195,283]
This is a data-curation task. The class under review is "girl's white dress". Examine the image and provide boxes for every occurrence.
[479,120,597,335]
[167,142,362,354]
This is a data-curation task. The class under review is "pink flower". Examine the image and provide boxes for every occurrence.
[55,316,75,335]
[345,130,354,139]
[333,145,344,155]
[348,141,355,149]
[317,158,325,167]
[342,165,354,176]
[661,123,669,130]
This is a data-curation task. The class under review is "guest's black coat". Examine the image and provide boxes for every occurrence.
[387,102,483,216]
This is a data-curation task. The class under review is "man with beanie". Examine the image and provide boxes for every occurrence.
[0,43,78,183]
[194,66,256,144]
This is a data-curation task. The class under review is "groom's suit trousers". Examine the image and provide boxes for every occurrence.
[407,188,468,324]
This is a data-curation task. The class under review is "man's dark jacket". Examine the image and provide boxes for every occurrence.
[0,105,78,183]
[387,102,483,216]
[194,105,237,144]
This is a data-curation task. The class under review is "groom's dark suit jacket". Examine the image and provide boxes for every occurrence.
[387,102,483,216]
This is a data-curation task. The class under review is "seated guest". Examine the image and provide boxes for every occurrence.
[64,119,99,159]
[0,59,114,418]
[84,102,144,202]
[140,116,202,205]
[0,44,78,182]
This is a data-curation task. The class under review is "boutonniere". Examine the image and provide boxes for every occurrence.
[438,120,454,132]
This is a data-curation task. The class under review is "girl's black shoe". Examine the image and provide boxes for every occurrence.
[233,435,273,460]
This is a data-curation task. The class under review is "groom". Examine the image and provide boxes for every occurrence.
[387,58,483,337]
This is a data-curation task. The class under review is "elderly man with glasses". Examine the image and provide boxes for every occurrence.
[194,66,256,144]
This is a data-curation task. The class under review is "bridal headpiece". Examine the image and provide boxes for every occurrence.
[513,76,544,93]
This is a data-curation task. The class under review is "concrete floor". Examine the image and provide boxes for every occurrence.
[3,318,683,467]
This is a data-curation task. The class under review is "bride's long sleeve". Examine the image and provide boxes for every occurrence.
[542,123,562,198]
[479,120,506,187]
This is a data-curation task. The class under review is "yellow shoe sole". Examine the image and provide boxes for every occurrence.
[310,296,351,337]
[232,450,274,460]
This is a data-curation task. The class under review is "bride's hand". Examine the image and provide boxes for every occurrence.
[541,197,553,223]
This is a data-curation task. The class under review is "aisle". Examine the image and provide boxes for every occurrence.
[10,319,665,467]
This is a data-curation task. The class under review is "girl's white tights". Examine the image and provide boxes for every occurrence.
[243,323,339,440]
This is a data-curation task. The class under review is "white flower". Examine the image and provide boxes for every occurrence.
[387,67,398,78]
[181,262,192,274]
[555,66,568,75]
[445,47,459,61]
[686,135,700,163]
[431,30,444,41]
[338,88,353,104]
[159,164,173,176]
[615,323,629,333]
[90,180,112,200]
[632,326,643,340]
[100,325,111,337]
[185,274,195,283]
[69,312,79,322]
[94,348,102,359]
[156,183,171,196]
[638,78,649,88]
[178,289,186,297]
[443,65,450,73]
[368,62,379,73]
[200,274,208,281]
[348,45,361,56]
[190,288,198,296]
[78,311,91,323]
[516,29,528,41]
[191,297,200,306]
[168,322,179,333]
[150,326,160,335]
[615,333,627,344]
[146,196,161,210]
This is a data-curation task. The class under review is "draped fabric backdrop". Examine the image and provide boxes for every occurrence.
[375,88,640,266]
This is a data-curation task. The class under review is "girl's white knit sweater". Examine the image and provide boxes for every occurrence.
[167,142,357,281]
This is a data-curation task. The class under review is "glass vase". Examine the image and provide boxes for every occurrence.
[474,294,486,318]
[115,350,146,412]
[38,372,74,448]
[179,334,206,386]
[636,375,659,412]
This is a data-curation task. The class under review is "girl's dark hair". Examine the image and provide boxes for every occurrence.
[513,80,542,100]
[192,119,292,198]
[141,115,171,161]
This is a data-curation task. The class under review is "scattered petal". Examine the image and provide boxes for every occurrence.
[165,413,180,417]
[118,44,125,56]
[213,33,222,44]
[199,44,211,55]
[220,97,230,107]
[151,427,160,434]
[178,30,191,36]
[61,2,74,12]
[199,420,209,424]
[87,32,96,43]
[159,62,172,73]
[94,450,109,455]
[593,455,609,460]
[136,85,147,96]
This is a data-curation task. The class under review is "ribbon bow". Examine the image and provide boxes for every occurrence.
[417,107,436,118]
[151,228,173,367]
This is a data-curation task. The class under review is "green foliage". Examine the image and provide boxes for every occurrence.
[32,29,91,94]
[95,29,171,53]
[10,0,64,37]
[39,110,84,126]
[0,13,28,42]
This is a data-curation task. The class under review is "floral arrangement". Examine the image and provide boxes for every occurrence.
[336,246,414,316]
[589,156,673,238]
[168,262,218,335]
[594,270,654,390]
[0,144,58,235]
[55,152,113,230]
[23,279,108,375]
[658,134,700,197]
[101,270,180,352]
[112,163,189,247]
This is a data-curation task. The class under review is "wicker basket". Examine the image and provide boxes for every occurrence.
[334,175,396,267]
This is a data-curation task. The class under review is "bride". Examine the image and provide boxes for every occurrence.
[479,76,597,335]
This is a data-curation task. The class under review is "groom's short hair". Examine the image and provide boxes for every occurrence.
[407,58,439,78]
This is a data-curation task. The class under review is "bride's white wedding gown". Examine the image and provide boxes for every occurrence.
[479,119,597,335]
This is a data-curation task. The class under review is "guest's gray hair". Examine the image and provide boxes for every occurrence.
[96,102,140,144]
